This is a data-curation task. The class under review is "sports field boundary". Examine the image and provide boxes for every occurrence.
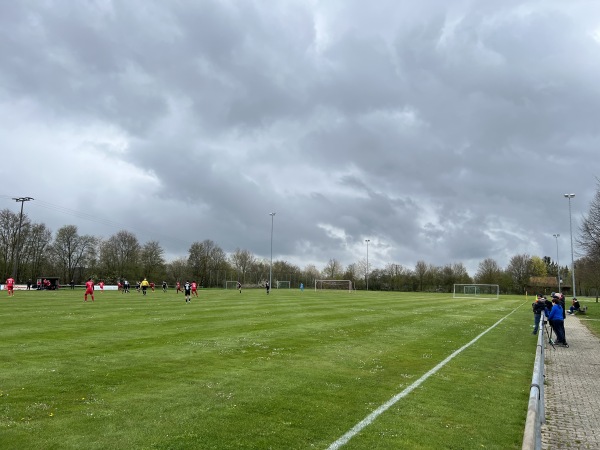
[327,306,520,449]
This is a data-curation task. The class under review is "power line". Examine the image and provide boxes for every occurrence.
[1,195,190,249]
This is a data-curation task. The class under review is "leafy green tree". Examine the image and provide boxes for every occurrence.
[530,256,547,277]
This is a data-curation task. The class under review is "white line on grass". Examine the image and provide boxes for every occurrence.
[327,308,518,449]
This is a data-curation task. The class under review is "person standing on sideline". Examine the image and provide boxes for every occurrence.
[237,281,242,293]
[70,279,75,290]
[184,281,192,303]
[5,277,15,296]
[532,295,546,335]
[84,278,95,302]
[547,297,568,345]
[26,279,32,290]
[162,281,167,293]
[141,278,150,296]
[266,281,270,294]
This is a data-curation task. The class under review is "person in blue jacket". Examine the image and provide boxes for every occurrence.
[547,297,568,345]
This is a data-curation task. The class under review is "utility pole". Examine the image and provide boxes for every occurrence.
[12,197,34,281]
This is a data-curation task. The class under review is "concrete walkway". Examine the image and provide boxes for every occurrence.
[541,313,600,449]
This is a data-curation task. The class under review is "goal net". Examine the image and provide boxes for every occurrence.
[225,281,239,289]
[315,280,353,292]
[276,281,291,289]
[453,284,499,299]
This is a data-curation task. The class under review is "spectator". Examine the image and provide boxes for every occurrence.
[547,297,568,346]
[568,298,581,315]
[532,295,547,335]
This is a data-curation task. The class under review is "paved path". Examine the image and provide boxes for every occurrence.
[541,313,600,449]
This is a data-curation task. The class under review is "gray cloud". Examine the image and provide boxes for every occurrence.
[2,0,599,275]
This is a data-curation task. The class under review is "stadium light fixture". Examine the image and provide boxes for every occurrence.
[552,234,561,293]
[12,197,34,281]
[563,194,576,297]
[365,239,370,291]
[269,212,276,291]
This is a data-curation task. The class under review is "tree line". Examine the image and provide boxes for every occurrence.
[2,180,600,295]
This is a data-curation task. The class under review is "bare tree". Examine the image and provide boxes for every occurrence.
[50,225,97,283]
[188,240,229,287]
[475,258,503,284]
[20,223,53,280]
[506,254,532,294]
[139,240,166,282]
[98,230,140,281]
[230,248,256,283]
[322,258,343,279]
[167,257,189,284]
[414,260,428,291]
[0,209,23,279]
[578,178,600,259]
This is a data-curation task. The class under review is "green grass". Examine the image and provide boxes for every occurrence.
[577,298,600,337]
[0,288,536,449]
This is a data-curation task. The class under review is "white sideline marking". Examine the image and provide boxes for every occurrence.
[327,309,517,449]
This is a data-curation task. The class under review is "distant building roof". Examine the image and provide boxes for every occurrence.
[528,276,570,288]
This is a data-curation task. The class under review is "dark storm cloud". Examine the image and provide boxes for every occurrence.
[2,0,600,275]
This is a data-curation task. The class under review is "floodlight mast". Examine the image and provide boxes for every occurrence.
[12,197,34,281]
[269,212,276,291]
[553,234,561,293]
[365,239,370,291]
[563,194,576,297]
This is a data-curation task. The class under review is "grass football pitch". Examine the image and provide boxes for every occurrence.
[1,288,536,449]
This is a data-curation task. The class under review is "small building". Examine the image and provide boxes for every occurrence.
[36,277,61,290]
[527,276,571,296]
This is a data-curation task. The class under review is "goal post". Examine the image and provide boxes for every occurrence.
[453,284,499,299]
[314,280,353,292]
[276,281,291,289]
[225,281,239,289]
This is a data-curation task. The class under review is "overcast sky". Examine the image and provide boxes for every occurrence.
[2,0,600,276]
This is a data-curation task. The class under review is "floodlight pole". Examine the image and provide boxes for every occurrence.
[365,239,370,291]
[269,212,276,291]
[12,197,34,281]
[553,234,561,294]
[564,194,576,297]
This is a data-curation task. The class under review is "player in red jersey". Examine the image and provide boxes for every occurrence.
[5,277,15,296]
[99,280,105,293]
[176,281,181,294]
[191,281,198,297]
[84,278,95,302]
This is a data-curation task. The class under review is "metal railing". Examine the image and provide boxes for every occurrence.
[522,323,546,450]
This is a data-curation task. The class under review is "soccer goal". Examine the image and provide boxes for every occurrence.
[315,280,353,292]
[276,281,291,289]
[224,281,239,289]
[453,284,500,300]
